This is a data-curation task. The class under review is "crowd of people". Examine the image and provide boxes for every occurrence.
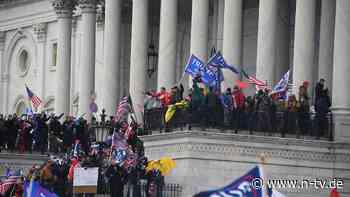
[0,112,95,154]
[144,77,332,139]
[0,78,332,155]
[0,114,173,197]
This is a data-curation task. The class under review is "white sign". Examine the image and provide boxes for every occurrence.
[73,167,99,187]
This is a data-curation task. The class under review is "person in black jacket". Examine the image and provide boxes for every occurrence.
[315,78,325,103]
[315,89,331,139]
[5,114,18,152]
[105,165,126,197]
[48,113,64,153]
[63,116,74,152]
[37,112,50,154]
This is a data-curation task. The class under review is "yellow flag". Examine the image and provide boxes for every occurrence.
[165,105,177,123]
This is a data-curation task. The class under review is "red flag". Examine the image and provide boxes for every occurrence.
[330,188,340,197]
[235,80,248,90]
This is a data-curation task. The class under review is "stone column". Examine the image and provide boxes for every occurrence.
[318,0,336,91]
[129,0,148,121]
[157,0,178,90]
[274,1,290,81]
[216,0,225,51]
[292,0,316,94]
[222,0,243,88]
[256,0,278,87]
[332,0,350,142]
[190,0,209,61]
[33,23,47,103]
[78,0,97,117]
[0,31,5,113]
[52,0,74,115]
[102,0,121,116]
[188,0,209,89]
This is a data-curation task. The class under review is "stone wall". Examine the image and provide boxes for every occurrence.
[142,130,350,197]
[0,153,48,175]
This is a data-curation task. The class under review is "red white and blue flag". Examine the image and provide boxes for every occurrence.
[0,176,21,195]
[115,96,131,123]
[25,85,42,109]
[270,70,290,100]
[241,70,267,91]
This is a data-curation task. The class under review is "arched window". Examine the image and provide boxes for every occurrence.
[19,50,29,72]
[17,49,31,76]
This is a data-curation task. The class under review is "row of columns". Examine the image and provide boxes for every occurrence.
[50,0,350,141]
[53,0,97,116]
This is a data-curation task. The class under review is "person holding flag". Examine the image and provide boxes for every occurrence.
[207,51,240,74]
[270,70,290,100]
[25,85,42,112]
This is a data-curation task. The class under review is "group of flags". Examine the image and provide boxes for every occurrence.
[184,52,290,100]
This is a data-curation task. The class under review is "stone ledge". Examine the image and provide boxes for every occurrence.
[141,130,350,149]
[0,152,49,160]
[0,0,42,9]
[142,131,350,166]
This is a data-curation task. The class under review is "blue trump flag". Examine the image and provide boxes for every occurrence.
[24,181,59,197]
[208,51,240,74]
[185,55,219,86]
[207,64,224,89]
[270,70,290,100]
[194,166,265,197]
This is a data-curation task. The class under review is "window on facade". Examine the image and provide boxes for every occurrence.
[52,43,57,66]
[18,50,29,73]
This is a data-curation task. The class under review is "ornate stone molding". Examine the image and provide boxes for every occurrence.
[145,142,350,164]
[78,0,97,13]
[51,0,75,18]
[142,131,350,164]
[142,130,350,149]
[33,23,47,42]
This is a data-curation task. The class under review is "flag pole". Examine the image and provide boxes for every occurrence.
[259,153,270,197]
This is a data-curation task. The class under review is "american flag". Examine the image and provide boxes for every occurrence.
[115,96,131,122]
[124,126,135,140]
[25,85,42,109]
[241,69,267,90]
[0,176,20,195]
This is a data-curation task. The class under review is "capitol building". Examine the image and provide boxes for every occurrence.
[0,0,350,196]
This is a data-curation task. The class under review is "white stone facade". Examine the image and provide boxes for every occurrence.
[0,1,350,195]
[142,131,350,196]
[2,0,348,142]
[0,0,290,117]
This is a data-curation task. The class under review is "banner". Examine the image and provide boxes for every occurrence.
[270,70,290,100]
[73,167,99,187]
[184,55,219,86]
[24,181,58,197]
[207,51,240,74]
[194,166,264,197]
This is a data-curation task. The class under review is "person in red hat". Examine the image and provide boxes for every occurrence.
[232,86,246,132]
